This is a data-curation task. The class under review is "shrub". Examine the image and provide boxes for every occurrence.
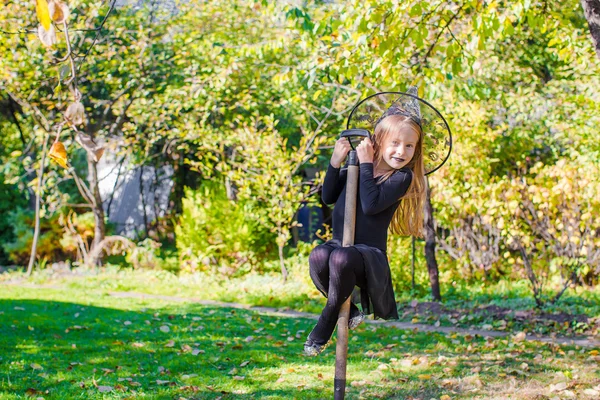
[175,182,276,276]
[0,176,28,265]
[2,209,67,266]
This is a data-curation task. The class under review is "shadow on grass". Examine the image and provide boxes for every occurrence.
[0,295,579,400]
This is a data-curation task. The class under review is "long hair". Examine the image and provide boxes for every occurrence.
[372,114,426,238]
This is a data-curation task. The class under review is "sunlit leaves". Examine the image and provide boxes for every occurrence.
[48,141,68,169]
[35,0,52,30]
[35,0,68,47]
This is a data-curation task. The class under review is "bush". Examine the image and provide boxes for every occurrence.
[175,182,276,276]
[0,176,28,265]
[2,209,67,266]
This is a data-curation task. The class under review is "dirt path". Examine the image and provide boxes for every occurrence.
[107,291,600,349]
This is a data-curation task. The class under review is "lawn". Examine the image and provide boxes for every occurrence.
[4,265,599,338]
[1,283,599,399]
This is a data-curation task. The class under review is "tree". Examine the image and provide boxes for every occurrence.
[580,0,600,59]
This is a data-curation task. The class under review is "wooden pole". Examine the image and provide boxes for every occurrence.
[334,150,359,399]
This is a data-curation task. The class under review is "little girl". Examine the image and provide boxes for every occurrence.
[304,112,426,356]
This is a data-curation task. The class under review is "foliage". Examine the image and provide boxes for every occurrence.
[175,183,276,276]
[225,115,325,280]
[125,238,162,270]
[2,209,67,265]
[0,176,28,265]
[501,159,600,306]
[1,0,600,299]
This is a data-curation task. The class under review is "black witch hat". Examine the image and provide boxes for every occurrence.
[346,86,452,175]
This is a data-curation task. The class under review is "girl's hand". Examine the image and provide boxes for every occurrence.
[331,138,352,168]
[356,138,374,163]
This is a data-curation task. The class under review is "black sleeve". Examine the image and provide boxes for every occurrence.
[321,163,348,205]
[358,163,412,215]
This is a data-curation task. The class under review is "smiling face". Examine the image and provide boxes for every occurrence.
[373,115,422,174]
[380,129,419,171]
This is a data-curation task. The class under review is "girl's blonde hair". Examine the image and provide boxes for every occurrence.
[372,114,426,238]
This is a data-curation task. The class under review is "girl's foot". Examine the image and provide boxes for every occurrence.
[303,337,329,356]
[349,309,365,330]
[349,303,365,330]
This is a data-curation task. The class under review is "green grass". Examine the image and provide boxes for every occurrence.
[4,265,599,338]
[1,285,599,399]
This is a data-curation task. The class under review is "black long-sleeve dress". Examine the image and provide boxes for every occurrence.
[321,162,412,320]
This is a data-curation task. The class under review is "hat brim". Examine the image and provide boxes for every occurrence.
[346,91,452,176]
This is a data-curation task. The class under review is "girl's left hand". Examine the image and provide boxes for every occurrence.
[356,138,374,163]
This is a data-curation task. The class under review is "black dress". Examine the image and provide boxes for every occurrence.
[321,162,412,320]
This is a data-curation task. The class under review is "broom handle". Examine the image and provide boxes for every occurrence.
[334,150,359,400]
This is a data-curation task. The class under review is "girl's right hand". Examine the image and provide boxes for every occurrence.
[330,138,352,168]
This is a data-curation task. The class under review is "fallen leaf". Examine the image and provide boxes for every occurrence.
[549,382,567,392]
[160,325,170,333]
[232,376,245,380]
[240,361,250,367]
[513,332,526,343]
[165,340,175,348]
[97,385,112,393]
[181,344,192,353]
[30,363,43,370]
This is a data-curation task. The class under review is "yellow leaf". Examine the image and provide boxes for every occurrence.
[31,363,43,370]
[440,395,451,400]
[418,374,431,380]
[36,0,52,30]
[590,350,599,356]
[49,141,68,169]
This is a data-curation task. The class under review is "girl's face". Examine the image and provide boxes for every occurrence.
[379,128,419,171]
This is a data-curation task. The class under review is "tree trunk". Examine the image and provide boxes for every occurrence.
[423,177,442,301]
[278,243,288,283]
[581,0,600,60]
[26,133,50,276]
[88,153,106,266]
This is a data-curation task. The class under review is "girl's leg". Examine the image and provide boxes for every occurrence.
[309,244,363,316]
[308,246,366,345]
[308,244,335,297]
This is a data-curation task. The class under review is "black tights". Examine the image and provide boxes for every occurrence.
[308,244,367,344]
